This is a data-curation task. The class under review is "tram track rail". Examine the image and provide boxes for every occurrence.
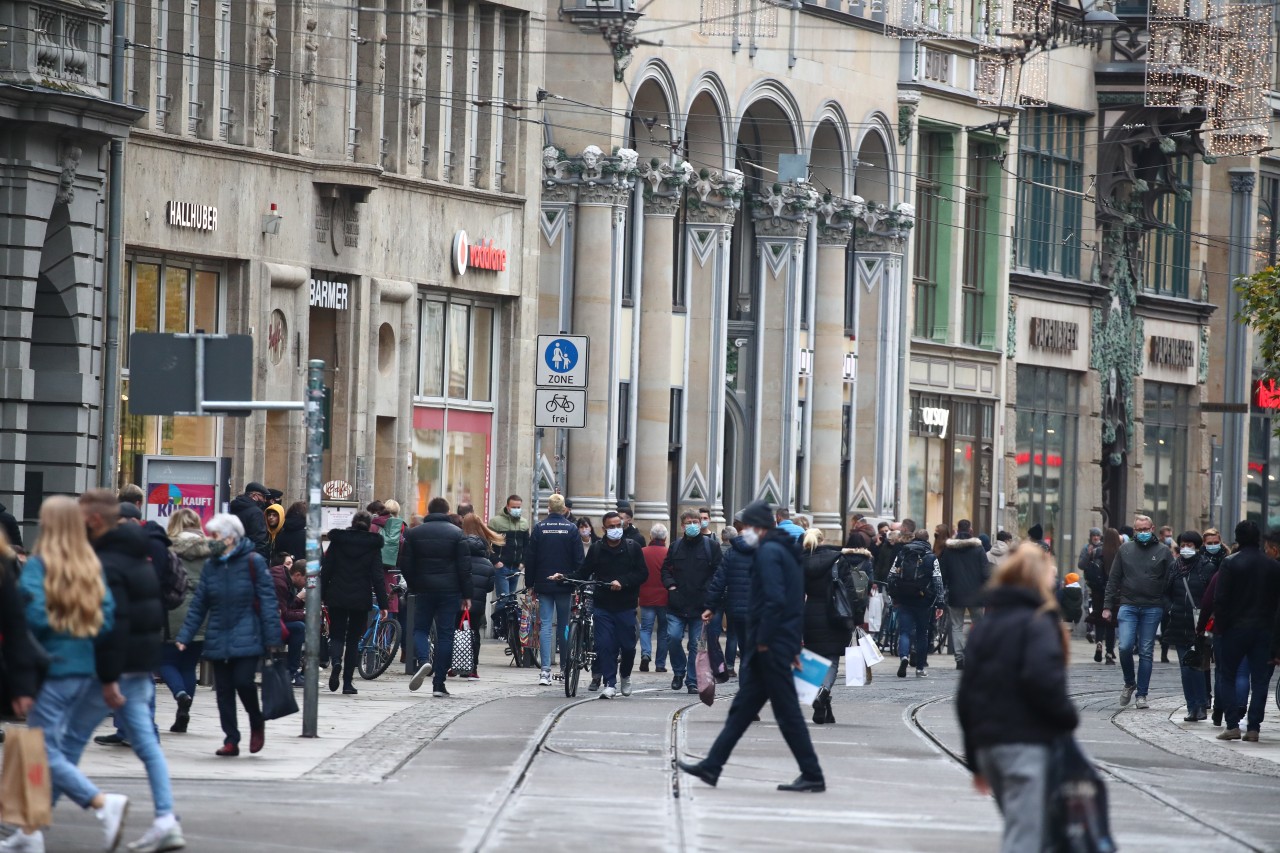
[906,690,1269,853]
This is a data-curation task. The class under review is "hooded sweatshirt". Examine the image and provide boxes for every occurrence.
[264,503,285,553]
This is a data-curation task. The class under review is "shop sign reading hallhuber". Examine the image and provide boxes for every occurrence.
[1149,335,1194,369]
[309,278,349,310]
[166,201,217,232]
[1029,317,1078,352]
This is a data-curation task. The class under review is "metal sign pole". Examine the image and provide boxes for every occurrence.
[302,359,325,738]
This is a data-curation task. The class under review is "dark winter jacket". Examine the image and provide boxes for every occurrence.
[705,536,754,621]
[0,504,22,551]
[523,512,584,595]
[939,535,989,608]
[873,540,901,583]
[271,563,305,623]
[229,492,271,560]
[888,539,945,607]
[622,525,647,548]
[576,538,648,611]
[168,531,212,641]
[639,544,669,608]
[322,528,389,611]
[661,534,723,619]
[1104,538,1176,610]
[397,513,471,600]
[956,586,1078,772]
[21,555,114,681]
[1078,542,1105,592]
[139,519,173,588]
[274,513,308,565]
[745,528,805,660]
[1163,554,1215,647]
[177,536,283,660]
[466,535,497,597]
[1057,584,1083,623]
[801,544,854,660]
[488,509,530,568]
[93,524,166,681]
[1212,546,1280,635]
[1,556,41,701]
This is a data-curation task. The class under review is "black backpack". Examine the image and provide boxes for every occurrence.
[891,546,930,599]
[159,548,189,611]
[829,554,870,629]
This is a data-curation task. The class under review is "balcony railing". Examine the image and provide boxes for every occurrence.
[3,1,110,97]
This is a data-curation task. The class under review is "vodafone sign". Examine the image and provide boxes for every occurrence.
[451,230,507,276]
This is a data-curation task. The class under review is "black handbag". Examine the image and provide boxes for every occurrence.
[259,657,298,721]
[1046,736,1117,853]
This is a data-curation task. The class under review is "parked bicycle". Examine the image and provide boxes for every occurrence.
[493,572,538,667]
[357,574,406,679]
[560,578,601,697]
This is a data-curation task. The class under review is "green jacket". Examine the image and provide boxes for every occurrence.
[380,517,406,567]
[488,509,529,567]
[168,531,212,642]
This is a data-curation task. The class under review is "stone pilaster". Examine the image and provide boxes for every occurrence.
[750,181,819,509]
[809,197,855,530]
[681,169,743,524]
[632,159,695,526]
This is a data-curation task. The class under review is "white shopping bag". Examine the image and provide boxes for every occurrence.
[845,648,869,686]
[793,648,832,705]
[858,630,884,668]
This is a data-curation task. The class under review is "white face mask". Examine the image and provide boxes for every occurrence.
[580,530,591,541]
[509,507,521,518]
[740,528,760,548]
[1180,547,1196,559]
[605,527,624,541]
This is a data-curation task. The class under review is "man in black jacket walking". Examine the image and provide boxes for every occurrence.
[663,510,722,694]
[679,500,824,792]
[401,497,471,697]
[229,481,272,560]
[1212,520,1280,741]
[940,519,989,671]
[562,511,648,698]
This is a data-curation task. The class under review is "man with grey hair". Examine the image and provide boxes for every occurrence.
[1103,514,1175,709]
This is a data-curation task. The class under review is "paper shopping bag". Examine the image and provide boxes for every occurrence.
[844,649,869,686]
[0,726,51,830]
[858,630,885,668]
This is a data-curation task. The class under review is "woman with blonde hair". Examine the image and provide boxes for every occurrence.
[161,507,210,732]
[800,527,855,724]
[6,497,128,853]
[956,544,1079,853]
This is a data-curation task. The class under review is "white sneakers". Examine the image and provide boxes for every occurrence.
[1134,696,1149,710]
[126,817,185,853]
[0,830,44,853]
[600,685,617,699]
[408,662,434,692]
[619,677,633,696]
[538,670,552,686]
[97,793,129,852]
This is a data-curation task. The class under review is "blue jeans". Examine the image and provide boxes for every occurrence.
[897,604,932,669]
[159,640,203,698]
[494,567,519,597]
[1176,644,1209,714]
[1117,605,1164,696]
[639,605,668,667]
[1217,626,1277,732]
[112,675,175,817]
[538,592,572,671]
[27,677,104,809]
[706,610,743,671]
[1214,635,1251,716]
[666,614,703,687]
[284,621,306,675]
[414,592,461,689]
[593,607,638,688]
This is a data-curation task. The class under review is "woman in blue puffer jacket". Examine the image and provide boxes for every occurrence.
[176,513,281,757]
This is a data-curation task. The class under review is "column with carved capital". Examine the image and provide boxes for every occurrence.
[849,203,912,516]
[631,160,691,526]
[680,169,743,524]
[564,146,639,516]
[750,182,819,509]
[810,198,855,529]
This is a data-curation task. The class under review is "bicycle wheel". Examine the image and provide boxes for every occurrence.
[359,620,401,680]
[564,620,582,697]
[507,613,526,667]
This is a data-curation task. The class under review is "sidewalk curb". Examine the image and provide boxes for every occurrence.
[1109,695,1280,779]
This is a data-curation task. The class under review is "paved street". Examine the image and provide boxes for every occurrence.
[10,635,1279,852]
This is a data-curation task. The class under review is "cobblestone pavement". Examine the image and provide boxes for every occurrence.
[10,635,1279,852]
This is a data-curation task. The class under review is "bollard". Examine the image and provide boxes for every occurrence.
[404,593,417,675]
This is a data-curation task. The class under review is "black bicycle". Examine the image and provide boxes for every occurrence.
[493,572,537,667]
[561,578,601,698]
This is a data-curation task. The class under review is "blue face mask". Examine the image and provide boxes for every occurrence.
[1206,543,1221,554]
[685,524,701,538]
[508,507,521,518]
[1135,531,1153,544]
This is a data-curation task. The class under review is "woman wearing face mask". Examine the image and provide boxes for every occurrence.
[1201,528,1226,572]
[577,518,597,556]
[175,513,282,756]
[1164,531,1215,721]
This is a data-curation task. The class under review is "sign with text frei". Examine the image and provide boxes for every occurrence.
[535,335,589,429]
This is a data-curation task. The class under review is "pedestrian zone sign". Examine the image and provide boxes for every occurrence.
[535,335,589,388]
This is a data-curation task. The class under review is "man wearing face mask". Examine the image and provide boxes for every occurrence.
[678,500,825,793]
[488,495,529,598]
[1202,528,1227,572]
[662,510,723,693]
[1103,514,1176,709]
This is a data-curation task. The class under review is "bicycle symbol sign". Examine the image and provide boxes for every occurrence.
[535,334,588,389]
[534,389,586,428]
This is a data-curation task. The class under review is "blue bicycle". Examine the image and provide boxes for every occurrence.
[357,574,405,680]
